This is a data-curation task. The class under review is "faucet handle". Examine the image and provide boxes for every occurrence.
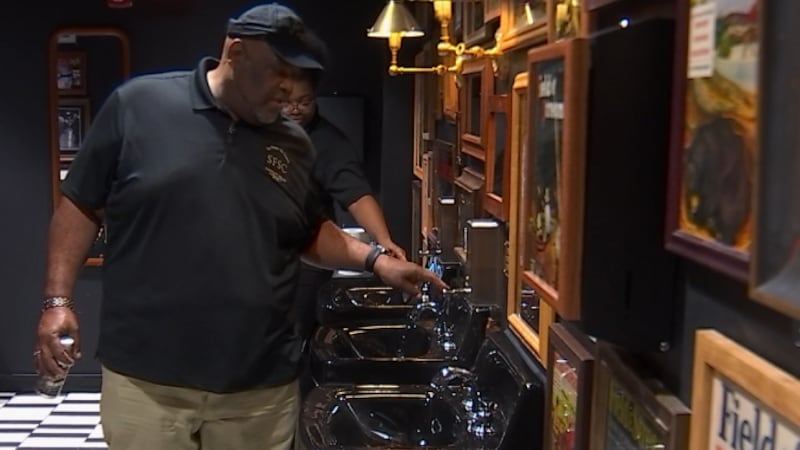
[420,282,431,297]
[479,400,499,413]
[442,286,472,296]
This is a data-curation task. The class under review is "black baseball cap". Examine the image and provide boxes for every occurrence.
[226,3,324,71]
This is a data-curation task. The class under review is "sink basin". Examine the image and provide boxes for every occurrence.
[300,385,469,449]
[310,295,491,385]
[332,324,433,358]
[318,278,418,327]
[300,331,547,450]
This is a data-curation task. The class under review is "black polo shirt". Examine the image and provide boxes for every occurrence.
[307,112,373,219]
[61,58,326,393]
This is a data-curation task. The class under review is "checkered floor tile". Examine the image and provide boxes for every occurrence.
[0,392,105,449]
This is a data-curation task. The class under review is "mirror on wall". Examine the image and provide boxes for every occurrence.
[49,27,131,266]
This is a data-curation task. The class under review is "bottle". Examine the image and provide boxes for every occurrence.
[35,336,75,398]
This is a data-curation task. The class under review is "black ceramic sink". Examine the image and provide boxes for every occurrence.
[318,278,417,327]
[299,331,547,450]
[311,295,491,385]
[332,324,433,358]
[301,385,465,449]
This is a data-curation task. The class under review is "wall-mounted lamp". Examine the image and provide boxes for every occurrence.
[368,0,503,76]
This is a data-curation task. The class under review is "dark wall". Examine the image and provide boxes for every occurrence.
[0,0,412,388]
[594,0,800,409]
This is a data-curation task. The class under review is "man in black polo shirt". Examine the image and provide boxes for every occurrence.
[32,4,444,450]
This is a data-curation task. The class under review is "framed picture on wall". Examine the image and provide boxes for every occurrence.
[55,51,87,96]
[544,323,595,450]
[690,329,800,450]
[464,0,499,46]
[521,38,589,320]
[57,98,90,157]
[501,0,548,50]
[484,0,502,22]
[589,343,690,450]
[484,92,511,220]
[461,58,492,158]
[749,0,800,319]
[550,0,584,42]
[665,0,761,281]
[506,72,557,365]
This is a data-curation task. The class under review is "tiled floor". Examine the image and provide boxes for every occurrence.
[0,392,105,449]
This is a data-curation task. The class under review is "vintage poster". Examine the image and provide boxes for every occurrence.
[605,378,664,450]
[527,58,564,292]
[550,351,579,450]
[680,0,758,254]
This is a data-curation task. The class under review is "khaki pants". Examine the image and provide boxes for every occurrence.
[100,366,299,450]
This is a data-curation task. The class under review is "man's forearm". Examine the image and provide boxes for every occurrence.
[347,195,392,244]
[303,220,374,271]
[43,197,101,298]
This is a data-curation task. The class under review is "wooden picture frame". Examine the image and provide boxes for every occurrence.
[49,27,131,269]
[464,0,500,46]
[57,98,90,157]
[520,38,588,320]
[484,92,511,220]
[506,72,556,365]
[549,0,585,42]
[544,323,595,450]
[749,0,800,319]
[460,58,492,159]
[452,1,464,43]
[589,343,690,450]
[55,51,87,96]
[442,53,459,120]
[501,0,548,51]
[664,0,761,281]
[485,0,503,23]
[690,329,800,450]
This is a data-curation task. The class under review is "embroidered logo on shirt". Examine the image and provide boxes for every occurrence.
[264,145,290,183]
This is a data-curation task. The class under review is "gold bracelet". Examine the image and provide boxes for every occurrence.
[42,296,75,311]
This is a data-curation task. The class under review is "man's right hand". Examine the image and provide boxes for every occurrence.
[34,308,81,379]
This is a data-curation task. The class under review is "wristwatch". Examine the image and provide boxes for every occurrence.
[364,245,389,272]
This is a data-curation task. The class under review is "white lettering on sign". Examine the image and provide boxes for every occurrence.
[544,102,564,120]
[710,375,800,450]
[539,73,557,98]
[688,2,716,78]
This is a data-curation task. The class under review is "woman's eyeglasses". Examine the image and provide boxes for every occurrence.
[281,98,314,111]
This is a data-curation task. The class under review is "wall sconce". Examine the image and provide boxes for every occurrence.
[368,0,503,76]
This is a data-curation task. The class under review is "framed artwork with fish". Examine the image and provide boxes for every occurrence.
[749,0,800,319]
[665,0,761,281]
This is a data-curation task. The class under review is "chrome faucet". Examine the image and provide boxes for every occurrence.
[430,366,499,440]
[435,276,472,352]
[430,366,481,413]
[408,283,440,322]
[467,400,499,439]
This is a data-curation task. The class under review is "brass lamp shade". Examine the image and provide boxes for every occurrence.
[367,0,425,38]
